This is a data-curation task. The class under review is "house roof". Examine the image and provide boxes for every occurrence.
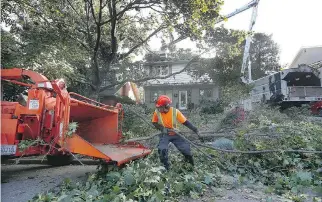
[143,60,197,66]
[288,46,322,68]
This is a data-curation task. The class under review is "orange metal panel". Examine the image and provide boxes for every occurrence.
[92,144,152,166]
[62,134,151,165]
[1,79,33,87]
[1,101,18,114]
[1,68,24,80]
[1,68,48,83]
[75,115,119,144]
[62,134,112,161]
[1,119,18,145]
[69,93,115,109]
[1,114,12,119]
[17,124,25,133]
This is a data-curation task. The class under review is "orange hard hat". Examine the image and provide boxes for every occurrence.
[155,95,172,107]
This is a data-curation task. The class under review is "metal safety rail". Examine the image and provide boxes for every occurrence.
[288,86,322,98]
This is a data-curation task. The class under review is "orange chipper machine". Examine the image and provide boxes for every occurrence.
[1,68,151,166]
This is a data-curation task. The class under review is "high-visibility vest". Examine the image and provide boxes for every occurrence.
[155,107,178,128]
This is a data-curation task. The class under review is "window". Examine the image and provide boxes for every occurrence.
[179,91,188,110]
[151,90,164,103]
[161,65,169,76]
[149,65,171,76]
[200,89,212,99]
[101,79,109,87]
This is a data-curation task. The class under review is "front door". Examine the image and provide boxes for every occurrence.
[179,91,188,110]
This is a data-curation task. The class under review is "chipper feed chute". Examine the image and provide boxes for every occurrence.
[60,94,151,166]
[56,93,151,166]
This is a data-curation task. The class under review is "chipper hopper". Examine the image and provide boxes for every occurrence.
[1,68,151,166]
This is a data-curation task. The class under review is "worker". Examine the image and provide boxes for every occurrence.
[152,95,202,170]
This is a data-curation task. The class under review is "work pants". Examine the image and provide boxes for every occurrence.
[157,133,194,170]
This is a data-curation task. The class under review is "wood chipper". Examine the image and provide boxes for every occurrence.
[1,68,151,166]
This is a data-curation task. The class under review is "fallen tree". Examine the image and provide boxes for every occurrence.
[31,104,322,202]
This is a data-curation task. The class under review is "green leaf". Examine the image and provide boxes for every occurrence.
[106,172,121,181]
[113,186,121,193]
[57,194,70,202]
[173,182,184,193]
[124,173,134,186]
[254,162,261,167]
[296,171,312,182]
[283,159,289,166]
[204,175,213,185]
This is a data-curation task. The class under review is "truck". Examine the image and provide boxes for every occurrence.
[1,68,151,166]
[247,65,322,114]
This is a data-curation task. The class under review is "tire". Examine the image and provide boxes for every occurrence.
[46,154,73,166]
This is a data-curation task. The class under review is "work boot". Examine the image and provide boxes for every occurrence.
[158,149,170,170]
[184,155,194,166]
[183,155,195,172]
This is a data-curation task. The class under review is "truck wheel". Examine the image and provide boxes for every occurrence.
[46,154,73,166]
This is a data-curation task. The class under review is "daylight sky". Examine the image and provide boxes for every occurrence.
[149,0,322,66]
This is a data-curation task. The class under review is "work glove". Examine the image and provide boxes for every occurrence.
[193,128,204,143]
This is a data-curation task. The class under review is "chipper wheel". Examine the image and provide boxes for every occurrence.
[46,154,73,166]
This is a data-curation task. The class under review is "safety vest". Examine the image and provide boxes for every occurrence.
[155,107,178,128]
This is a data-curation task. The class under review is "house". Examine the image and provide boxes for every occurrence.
[142,54,219,110]
[288,46,322,69]
[288,45,322,84]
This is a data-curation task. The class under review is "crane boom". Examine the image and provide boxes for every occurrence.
[240,0,260,84]
[161,0,260,50]
[218,0,259,23]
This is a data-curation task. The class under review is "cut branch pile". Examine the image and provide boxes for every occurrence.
[31,105,322,202]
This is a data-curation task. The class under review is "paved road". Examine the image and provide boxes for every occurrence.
[1,161,97,202]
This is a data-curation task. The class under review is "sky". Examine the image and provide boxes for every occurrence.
[148,0,322,66]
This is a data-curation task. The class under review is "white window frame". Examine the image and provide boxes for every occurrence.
[179,91,188,110]
[149,65,170,76]
[200,89,212,99]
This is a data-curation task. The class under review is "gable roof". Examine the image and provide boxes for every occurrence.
[288,46,322,68]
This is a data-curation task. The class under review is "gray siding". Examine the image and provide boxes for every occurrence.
[144,84,219,110]
[142,60,218,109]
[143,62,212,85]
[289,46,322,68]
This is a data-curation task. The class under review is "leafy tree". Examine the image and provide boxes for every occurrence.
[2,0,225,98]
[193,27,280,87]
[249,33,280,79]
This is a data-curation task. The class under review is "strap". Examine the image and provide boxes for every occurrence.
[156,108,177,128]
[172,108,177,128]
[155,109,164,126]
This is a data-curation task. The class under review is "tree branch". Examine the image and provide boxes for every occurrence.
[66,0,85,24]
[68,33,90,51]
[88,0,98,24]
[195,143,322,154]
[84,1,93,49]
[100,0,141,26]
[118,25,166,61]
[100,47,212,92]
[108,0,117,58]
[64,73,96,91]
[90,0,103,86]
[161,35,187,50]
